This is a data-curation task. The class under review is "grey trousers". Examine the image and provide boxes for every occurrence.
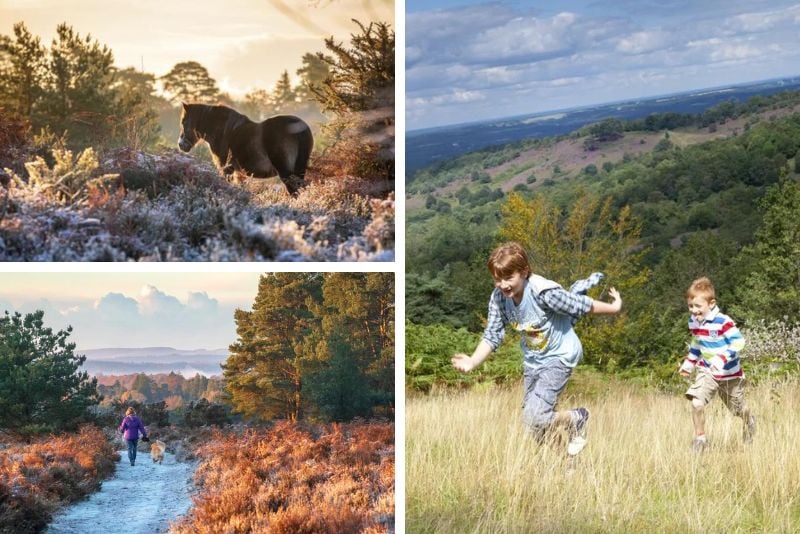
[522,360,572,437]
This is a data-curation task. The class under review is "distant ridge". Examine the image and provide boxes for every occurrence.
[407,75,800,174]
[81,347,228,361]
[78,347,228,377]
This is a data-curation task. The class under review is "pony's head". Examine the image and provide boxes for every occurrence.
[178,103,202,152]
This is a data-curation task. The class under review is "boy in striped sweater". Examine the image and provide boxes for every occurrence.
[679,277,756,452]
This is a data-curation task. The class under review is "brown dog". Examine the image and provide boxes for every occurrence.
[150,440,166,464]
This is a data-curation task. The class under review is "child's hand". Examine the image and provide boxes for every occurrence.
[451,353,475,373]
[608,287,622,312]
[679,369,691,378]
[709,356,725,373]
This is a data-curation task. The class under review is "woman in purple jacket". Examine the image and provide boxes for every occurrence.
[119,407,148,466]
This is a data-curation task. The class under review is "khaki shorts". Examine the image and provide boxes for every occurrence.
[685,370,747,416]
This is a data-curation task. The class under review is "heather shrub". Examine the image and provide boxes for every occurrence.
[0,425,117,534]
[170,420,394,533]
[740,320,800,381]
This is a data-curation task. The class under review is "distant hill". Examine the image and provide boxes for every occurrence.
[79,347,228,377]
[84,360,223,377]
[407,75,800,175]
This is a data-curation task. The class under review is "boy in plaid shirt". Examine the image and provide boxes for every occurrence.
[452,242,622,456]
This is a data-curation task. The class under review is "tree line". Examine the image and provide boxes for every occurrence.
[97,372,224,408]
[0,19,394,182]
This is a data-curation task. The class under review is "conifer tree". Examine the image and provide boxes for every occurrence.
[312,20,395,181]
[0,310,100,433]
[161,61,220,104]
[42,23,116,143]
[271,70,296,113]
[223,273,323,422]
[0,22,47,118]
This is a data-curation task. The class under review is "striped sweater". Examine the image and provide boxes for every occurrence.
[680,306,745,380]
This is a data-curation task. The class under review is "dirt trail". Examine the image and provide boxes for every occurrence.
[46,448,195,534]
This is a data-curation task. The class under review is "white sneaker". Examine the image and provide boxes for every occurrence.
[567,408,589,456]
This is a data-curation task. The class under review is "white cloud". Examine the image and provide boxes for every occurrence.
[186,291,218,311]
[469,12,581,62]
[723,4,800,33]
[139,285,183,316]
[616,30,670,54]
[408,89,485,108]
[710,44,763,62]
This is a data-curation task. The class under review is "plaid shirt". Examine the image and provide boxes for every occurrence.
[483,285,592,350]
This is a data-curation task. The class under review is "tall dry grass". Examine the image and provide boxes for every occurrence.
[407,376,800,533]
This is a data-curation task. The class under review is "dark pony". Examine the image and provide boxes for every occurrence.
[178,103,313,195]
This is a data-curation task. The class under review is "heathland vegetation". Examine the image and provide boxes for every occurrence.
[0,19,394,260]
[1,273,394,532]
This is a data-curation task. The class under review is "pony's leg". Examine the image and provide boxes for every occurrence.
[280,173,304,196]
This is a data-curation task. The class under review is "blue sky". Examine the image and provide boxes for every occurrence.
[0,273,263,350]
[406,0,800,129]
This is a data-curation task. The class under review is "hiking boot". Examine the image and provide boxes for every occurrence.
[692,436,707,453]
[567,407,589,456]
[743,415,756,443]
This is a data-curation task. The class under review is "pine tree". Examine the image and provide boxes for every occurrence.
[271,70,296,114]
[0,22,47,118]
[160,61,220,104]
[304,328,372,421]
[42,23,116,144]
[223,273,323,422]
[295,52,330,103]
[317,273,394,412]
[0,310,100,433]
[311,20,395,181]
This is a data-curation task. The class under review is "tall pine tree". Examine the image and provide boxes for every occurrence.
[223,273,322,422]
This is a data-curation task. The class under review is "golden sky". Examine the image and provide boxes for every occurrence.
[0,0,394,96]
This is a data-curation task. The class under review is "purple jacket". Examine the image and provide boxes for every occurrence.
[119,415,147,441]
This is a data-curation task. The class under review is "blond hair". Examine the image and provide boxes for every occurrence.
[125,407,136,416]
[687,277,716,302]
[487,242,531,279]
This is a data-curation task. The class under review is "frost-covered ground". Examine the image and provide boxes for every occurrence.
[46,448,195,534]
[0,148,395,261]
